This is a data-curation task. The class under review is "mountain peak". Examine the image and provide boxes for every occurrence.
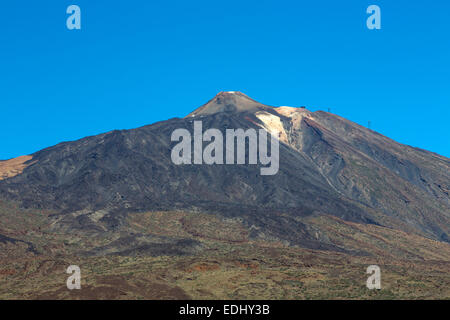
[186,91,272,117]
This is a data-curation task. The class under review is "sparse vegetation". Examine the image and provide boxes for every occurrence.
[1,202,448,300]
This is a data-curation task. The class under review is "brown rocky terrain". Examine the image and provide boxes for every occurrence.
[0,156,34,181]
[0,92,448,299]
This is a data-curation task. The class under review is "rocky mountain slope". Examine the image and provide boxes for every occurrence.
[1,91,449,299]
[1,92,448,247]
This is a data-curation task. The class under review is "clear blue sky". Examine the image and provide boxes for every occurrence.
[1,0,449,159]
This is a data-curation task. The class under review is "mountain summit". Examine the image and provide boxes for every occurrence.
[187,91,273,117]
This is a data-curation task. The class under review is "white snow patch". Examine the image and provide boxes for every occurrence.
[255,111,288,144]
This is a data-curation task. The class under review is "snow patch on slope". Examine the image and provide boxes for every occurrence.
[275,106,312,130]
[255,112,288,144]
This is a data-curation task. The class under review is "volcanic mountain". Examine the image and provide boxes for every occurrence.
[0,91,449,251]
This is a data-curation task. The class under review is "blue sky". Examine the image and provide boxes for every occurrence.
[1,0,449,159]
